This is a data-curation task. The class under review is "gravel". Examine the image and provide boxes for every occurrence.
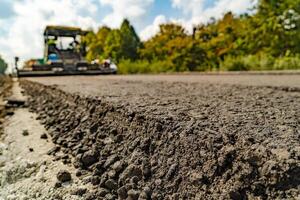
[21,75,300,199]
[22,129,29,136]
[40,133,48,139]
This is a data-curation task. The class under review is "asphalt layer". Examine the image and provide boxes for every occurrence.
[21,74,300,199]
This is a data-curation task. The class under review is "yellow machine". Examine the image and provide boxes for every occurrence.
[18,26,116,77]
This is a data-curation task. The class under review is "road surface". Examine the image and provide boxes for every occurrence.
[21,74,300,199]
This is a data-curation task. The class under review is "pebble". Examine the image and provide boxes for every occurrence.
[57,170,72,182]
[127,189,140,200]
[117,186,128,199]
[22,130,29,136]
[40,133,48,139]
[105,179,118,190]
[166,163,178,180]
[120,164,143,183]
[54,181,62,188]
[71,188,87,196]
[81,150,98,167]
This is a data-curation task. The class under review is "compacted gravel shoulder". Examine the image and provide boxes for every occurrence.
[21,75,300,199]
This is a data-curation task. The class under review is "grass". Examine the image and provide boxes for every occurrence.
[117,55,300,74]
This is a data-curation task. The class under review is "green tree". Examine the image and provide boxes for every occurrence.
[166,37,206,71]
[90,19,141,62]
[0,55,7,74]
[119,19,141,60]
[140,23,187,61]
[140,23,206,71]
[83,26,111,61]
[104,29,123,62]
[246,0,300,56]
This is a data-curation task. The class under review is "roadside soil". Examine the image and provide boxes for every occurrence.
[20,75,300,199]
[0,79,91,200]
[0,77,12,132]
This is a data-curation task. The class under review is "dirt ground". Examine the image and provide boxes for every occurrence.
[0,79,92,200]
[0,77,11,123]
[18,74,300,199]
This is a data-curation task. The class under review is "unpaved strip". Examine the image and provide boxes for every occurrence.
[21,75,300,199]
[0,80,90,200]
[0,77,12,128]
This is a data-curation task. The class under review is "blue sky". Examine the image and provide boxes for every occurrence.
[0,0,256,67]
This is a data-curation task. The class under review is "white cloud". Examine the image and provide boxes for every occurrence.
[99,0,154,28]
[170,0,256,32]
[139,0,256,41]
[140,15,167,41]
[172,0,205,16]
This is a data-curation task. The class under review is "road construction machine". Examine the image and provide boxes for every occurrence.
[18,26,117,77]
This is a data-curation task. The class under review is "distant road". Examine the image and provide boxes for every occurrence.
[27,74,300,89]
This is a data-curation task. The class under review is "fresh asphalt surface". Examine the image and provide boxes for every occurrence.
[20,73,300,198]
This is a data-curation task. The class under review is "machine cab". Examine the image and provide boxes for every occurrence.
[44,26,88,71]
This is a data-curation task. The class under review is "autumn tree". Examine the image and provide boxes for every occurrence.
[140,23,206,71]
[84,26,111,61]
[140,23,187,61]
[246,0,300,56]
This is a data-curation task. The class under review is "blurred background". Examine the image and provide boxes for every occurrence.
[0,0,299,74]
